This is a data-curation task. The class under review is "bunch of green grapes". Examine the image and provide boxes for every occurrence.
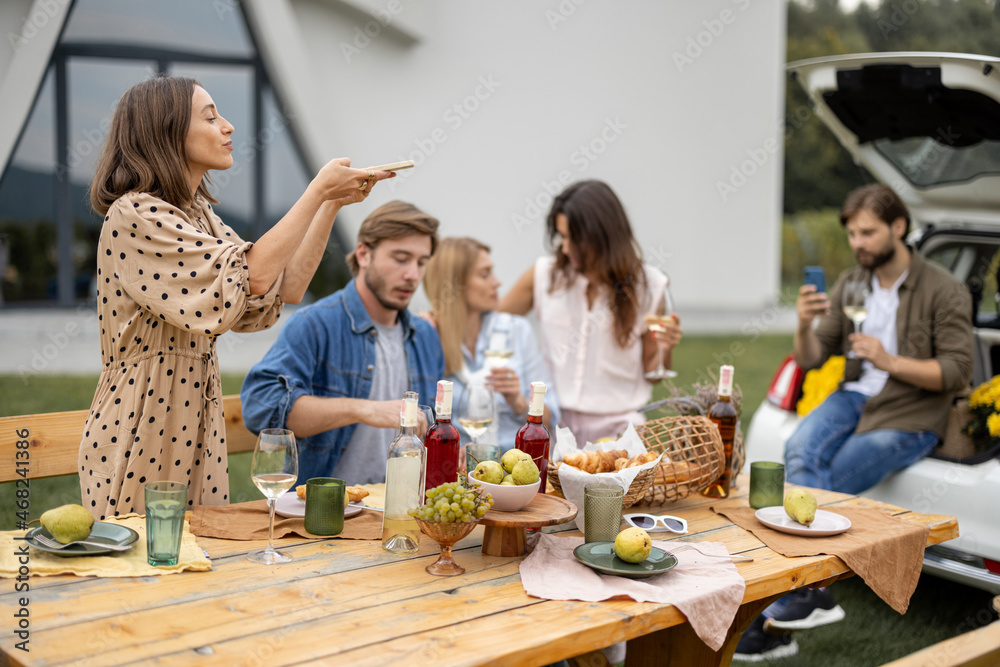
[409,481,494,523]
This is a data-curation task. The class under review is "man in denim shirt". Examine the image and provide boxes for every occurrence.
[241,201,444,484]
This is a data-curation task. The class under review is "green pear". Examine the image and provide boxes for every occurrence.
[40,504,94,544]
[473,460,505,484]
[500,474,516,486]
[783,488,817,526]
[613,527,652,563]
[501,448,532,474]
[511,458,540,485]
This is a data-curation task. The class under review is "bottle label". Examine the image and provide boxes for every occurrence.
[401,393,418,428]
[435,380,453,419]
[528,381,546,417]
[718,365,734,397]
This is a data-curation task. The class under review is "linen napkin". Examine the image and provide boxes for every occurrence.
[189,499,384,541]
[552,425,662,531]
[713,504,929,613]
[0,514,210,578]
[519,533,746,651]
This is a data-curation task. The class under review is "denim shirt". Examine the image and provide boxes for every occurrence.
[240,279,444,481]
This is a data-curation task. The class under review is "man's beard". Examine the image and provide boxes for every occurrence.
[365,270,411,312]
[857,244,895,270]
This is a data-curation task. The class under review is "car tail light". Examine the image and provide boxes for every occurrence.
[985,558,1000,575]
[766,355,805,413]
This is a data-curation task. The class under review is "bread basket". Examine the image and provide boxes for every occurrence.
[547,454,656,509]
[635,415,726,504]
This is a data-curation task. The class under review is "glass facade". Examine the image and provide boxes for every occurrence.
[0,0,339,307]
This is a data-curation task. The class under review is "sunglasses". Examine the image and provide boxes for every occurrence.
[623,513,689,534]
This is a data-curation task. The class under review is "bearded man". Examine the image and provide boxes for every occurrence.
[784,184,972,494]
[241,201,444,484]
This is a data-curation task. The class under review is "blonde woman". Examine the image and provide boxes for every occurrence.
[423,237,558,448]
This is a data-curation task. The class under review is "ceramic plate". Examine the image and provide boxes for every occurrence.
[25,522,139,557]
[754,506,852,537]
[274,493,365,519]
[573,542,678,579]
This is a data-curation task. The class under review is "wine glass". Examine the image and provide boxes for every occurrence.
[842,279,871,358]
[418,404,435,439]
[483,321,514,370]
[248,428,298,564]
[457,382,495,448]
[644,279,678,380]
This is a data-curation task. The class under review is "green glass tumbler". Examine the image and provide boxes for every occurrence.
[749,462,785,509]
[304,477,346,536]
[144,481,188,567]
[583,482,624,543]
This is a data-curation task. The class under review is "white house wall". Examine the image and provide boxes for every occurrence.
[246,0,786,317]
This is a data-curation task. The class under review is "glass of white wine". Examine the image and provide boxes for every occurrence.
[842,279,871,358]
[248,428,298,564]
[643,279,678,380]
[457,382,495,447]
[483,320,514,369]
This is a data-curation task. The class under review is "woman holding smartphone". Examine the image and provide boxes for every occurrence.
[80,76,393,519]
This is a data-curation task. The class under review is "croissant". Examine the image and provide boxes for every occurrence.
[563,449,628,473]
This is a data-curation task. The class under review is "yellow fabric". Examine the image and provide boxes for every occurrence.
[0,513,210,578]
[796,355,846,417]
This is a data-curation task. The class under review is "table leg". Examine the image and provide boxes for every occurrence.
[481,525,526,557]
[625,593,784,667]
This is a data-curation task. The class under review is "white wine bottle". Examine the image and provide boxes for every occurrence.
[382,391,426,554]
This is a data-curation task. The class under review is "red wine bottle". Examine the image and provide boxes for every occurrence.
[424,380,460,493]
[702,365,739,498]
[515,382,550,490]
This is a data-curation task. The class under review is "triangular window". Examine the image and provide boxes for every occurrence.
[0,0,337,307]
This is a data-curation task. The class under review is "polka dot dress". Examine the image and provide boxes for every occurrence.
[79,192,283,520]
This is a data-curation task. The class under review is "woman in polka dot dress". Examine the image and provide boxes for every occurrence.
[80,77,394,519]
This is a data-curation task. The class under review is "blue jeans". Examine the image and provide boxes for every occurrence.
[784,390,939,494]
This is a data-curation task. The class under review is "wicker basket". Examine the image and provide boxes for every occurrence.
[635,415,726,505]
[547,460,656,508]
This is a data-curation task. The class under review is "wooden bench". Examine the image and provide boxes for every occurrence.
[882,618,1000,667]
[0,394,256,484]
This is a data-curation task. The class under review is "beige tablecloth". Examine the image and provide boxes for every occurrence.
[519,533,746,651]
[0,514,210,578]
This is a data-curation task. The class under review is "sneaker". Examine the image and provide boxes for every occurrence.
[764,588,846,632]
[733,616,799,662]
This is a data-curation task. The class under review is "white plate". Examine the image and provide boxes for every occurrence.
[274,493,365,519]
[754,506,851,537]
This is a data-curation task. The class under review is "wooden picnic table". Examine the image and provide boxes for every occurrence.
[0,480,957,666]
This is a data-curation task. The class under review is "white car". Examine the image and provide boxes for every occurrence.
[747,52,1000,595]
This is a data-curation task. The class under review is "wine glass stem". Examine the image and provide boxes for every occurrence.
[267,498,277,551]
[658,346,667,374]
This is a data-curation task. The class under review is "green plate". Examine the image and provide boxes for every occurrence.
[573,542,678,579]
[26,522,139,557]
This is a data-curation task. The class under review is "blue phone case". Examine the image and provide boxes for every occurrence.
[803,266,826,293]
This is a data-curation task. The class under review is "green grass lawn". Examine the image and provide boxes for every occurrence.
[2,333,996,666]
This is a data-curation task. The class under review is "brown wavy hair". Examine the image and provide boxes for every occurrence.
[90,76,216,215]
[546,180,645,347]
[423,237,490,376]
[346,200,440,276]
[839,184,911,236]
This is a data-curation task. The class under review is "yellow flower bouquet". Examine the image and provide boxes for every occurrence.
[796,355,845,416]
[965,375,1000,453]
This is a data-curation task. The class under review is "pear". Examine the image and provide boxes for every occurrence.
[501,448,532,474]
[511,458,540,485]
[40,504,94,544]
[613,527,652,563]
[500,474,516,486]
[473,460,505,484]
[783,488,818,526]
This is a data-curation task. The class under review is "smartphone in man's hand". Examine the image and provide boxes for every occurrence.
[803,265,826,294]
